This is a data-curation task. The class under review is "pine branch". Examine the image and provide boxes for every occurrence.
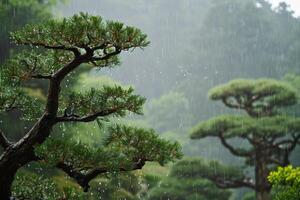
[55,158,148,192]
[90,49,121,62]
[56,108,118,122]
[31,74,52,79]
[219,133,253,157]
[17,41,81,57]
[221,98,243,109]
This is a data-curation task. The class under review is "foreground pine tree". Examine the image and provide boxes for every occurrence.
[0,13,182,199]
[176,79,300,200]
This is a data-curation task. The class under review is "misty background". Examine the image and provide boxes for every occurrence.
[1,0,299,199]
[53,0,300,162]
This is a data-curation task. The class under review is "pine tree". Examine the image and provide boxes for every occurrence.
[147,158,232,200]
[0,13,182,199]
[176,79,300,200]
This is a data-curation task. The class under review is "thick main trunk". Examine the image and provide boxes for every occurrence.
[0,165,17,200]
[0,55,80,199]
[0,145,38,200]
[255,153,271,200]
[256,190,271,200]
[0,114,56,199]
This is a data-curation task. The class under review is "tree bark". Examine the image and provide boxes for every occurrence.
[0,114,56,199]
[0,148,27,200]
[255,151,271,200]
[0,163,18,200]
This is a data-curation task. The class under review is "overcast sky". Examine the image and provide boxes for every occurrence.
[269,0,300,15]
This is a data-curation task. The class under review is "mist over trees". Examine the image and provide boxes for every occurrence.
[1,0,300,199]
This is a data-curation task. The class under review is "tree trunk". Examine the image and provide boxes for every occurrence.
[0,162,18,200]
[0,114,56,199]
[255,152,271,200]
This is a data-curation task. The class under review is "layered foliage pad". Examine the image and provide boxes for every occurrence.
[268,166,300,200]
[191,115,300,139]
[35,123,182,190]
[209,79,297,116]
[12,171,85,200]
[11,12,149,54]
[171,158,244,181]
[36,125,182,171]
[170,158,251,190]
[148,178,231,200]
[89,172,142,200]
[59,86,145,120]
[147,158,232,200]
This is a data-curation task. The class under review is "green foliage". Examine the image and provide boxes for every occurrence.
[89,173,142,200]
[269,166,300,188]
[284,74,300,93]
[2,50,73,82]
[0,82,44,121]
[73,73,125,92]
[268,166,300,200]
[171,158,245,181]
[0,0,58,62]
[209,79,297,111]
[105,125,183,166]
[191,115,300,139]
[146,91,193,133]
[0,10,184,199]
[36,124,182,171]
[147,159,232,200]
[148,177,231,200]
[242,192,255,200]
[60,85,145,118]
[189,78,300,198]
[12,171,85,200]
[11,12,149,56]
[143,174,161,189]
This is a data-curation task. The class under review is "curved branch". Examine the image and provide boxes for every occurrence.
[221,98,241,109]
[56,158,147,192]
[219,133,253,157]
[274,134,300,152]
[56,108,118,123]
[90,49,121,62]
[18,41,81,57]
[0,129,12,149]
[31,74,52,79]
[211,176,255,189]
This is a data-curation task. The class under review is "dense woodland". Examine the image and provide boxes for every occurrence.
[0,0,300,199]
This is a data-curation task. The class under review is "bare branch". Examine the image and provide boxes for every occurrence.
[274,134,300,152]
[222,98,242,109]
[31,74,52,79]
[287,134,300,152]
[0,129,12,149]
[219,133,253,157]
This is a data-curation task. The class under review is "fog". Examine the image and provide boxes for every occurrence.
[1,0,300,199]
